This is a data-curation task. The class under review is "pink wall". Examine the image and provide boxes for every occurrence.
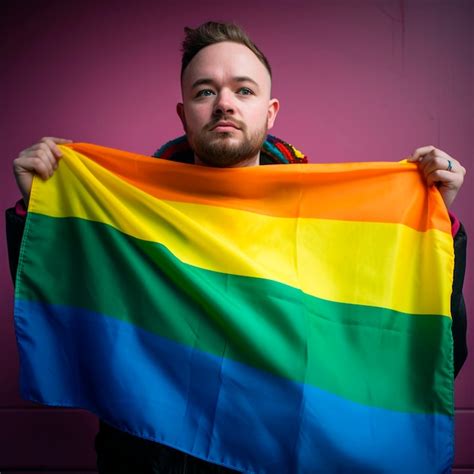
[1,0,472,471]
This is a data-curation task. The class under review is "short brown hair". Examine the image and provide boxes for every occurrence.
[181,21,272,79]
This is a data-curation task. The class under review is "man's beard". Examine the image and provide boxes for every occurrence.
[188,118,268,167]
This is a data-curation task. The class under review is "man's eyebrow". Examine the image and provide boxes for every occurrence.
[191,78,215,89]
[191,76,260,89]
[234,76,259,88]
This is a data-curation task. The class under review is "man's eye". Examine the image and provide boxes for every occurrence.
[196,89,214,97]
[238,87,253,95]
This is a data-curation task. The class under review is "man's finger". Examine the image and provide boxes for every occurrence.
[41,137,73,158]
[419,155,458,175]
[41,136,73,143]
[39,145,59,170]
[35,147,55,172]
[407,145,436,162]
[14,156,51,180]
[425,169,461,187]
[43,138,66,159]
[34,156,54,179]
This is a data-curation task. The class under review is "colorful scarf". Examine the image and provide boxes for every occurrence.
[153,134,308,164]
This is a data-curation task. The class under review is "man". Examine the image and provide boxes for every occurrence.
[7,21,467,473]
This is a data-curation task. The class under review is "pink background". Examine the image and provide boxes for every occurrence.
[1,0,472,472]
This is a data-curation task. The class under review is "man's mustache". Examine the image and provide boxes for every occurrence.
[205,117,245,131]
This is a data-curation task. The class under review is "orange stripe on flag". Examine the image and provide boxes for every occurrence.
[65,142,451,233]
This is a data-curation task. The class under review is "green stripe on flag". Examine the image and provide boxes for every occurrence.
[17,213,453,415]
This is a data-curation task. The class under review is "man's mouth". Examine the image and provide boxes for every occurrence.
[210,121,240,132]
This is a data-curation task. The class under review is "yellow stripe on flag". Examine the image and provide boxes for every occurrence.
[28,147,454,317]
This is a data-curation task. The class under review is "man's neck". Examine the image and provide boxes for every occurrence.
[193,153,260,168]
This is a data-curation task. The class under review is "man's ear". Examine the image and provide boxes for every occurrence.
[267,98,280,131]
[176,103,187,131]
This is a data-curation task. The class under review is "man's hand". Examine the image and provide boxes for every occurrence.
[407,145,466,209]
[13,137,73,205]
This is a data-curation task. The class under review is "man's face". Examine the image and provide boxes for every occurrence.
[177,41,279,167]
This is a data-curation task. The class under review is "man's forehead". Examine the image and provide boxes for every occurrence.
[182,41,271,88]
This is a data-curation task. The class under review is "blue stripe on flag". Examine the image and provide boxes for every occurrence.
[14,299,453,473]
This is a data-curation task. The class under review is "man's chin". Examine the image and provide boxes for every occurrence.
[189,127,266,167]
[205,136,244,153]
[194,145,253,167]
[208,131,240,142]
[196,156,253,168]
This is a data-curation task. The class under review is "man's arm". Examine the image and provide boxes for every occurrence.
[5,200,27,284]
[451,220,468,377]
[7,136,71,282]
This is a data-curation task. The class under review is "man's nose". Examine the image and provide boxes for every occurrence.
[213,90,235,115]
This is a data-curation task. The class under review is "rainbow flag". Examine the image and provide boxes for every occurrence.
[14,143,454,473]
